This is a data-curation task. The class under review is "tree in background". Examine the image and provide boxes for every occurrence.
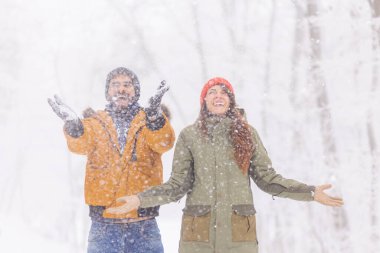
[368,0,380,252]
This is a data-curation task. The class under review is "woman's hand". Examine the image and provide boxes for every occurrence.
[314,184,344,207]
[105,195,141,214]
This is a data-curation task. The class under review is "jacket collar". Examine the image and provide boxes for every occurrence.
[105,101,141,119]
[94,110,146,157]
[204,115,232,136]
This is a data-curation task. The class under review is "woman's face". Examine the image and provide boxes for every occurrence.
[204,85,231,115]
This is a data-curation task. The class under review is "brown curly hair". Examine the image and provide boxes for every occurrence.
[197,85,254,175]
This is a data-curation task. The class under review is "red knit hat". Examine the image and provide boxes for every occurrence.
[200,77,234,105]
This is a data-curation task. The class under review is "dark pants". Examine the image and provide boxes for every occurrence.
[87,218,164,253]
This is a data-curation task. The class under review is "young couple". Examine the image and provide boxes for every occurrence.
[48,67,343,253]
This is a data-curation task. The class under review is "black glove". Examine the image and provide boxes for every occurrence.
[145,80,169,119]
[145,81,169,130]
[47,95,79,122]
[48,95,83,137]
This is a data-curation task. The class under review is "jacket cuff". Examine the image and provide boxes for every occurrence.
[146,114,166,131]
[137,206,160,217]
[310,185,316,199]
[64,119,84,138]
[271,184,316,201]
[137,193,161,208]
[137,194,149,208]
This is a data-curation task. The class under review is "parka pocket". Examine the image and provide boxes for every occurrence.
[181,205,211,242]
[231,204,257,243]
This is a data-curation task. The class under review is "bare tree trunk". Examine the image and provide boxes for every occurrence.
[220,0,251,82]
[289,2,303,107]
[306,1,352,252]
[291,2,328,251]
[289,1,305,152]
[261,0,277,137]
[367,1,380,251]
[262,2,288,253]
[369,0,380,45]
[307,1,337,168]
[191,2,208,81]
[221,0,238,50]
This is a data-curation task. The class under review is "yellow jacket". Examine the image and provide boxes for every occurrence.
[64,109,175,219]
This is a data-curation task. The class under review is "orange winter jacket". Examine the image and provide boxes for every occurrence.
[64,109,175,219]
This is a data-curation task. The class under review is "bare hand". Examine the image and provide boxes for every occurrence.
[314,184,344,207]
[105,195,141,214]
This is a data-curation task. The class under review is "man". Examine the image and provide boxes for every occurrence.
[48,67,175,253]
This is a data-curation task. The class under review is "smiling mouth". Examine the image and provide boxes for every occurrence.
[112,95,130,101]
[213,102,225,106]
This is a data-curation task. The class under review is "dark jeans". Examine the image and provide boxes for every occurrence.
[87,218,164,253]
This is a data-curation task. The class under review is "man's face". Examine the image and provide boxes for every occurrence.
[107,75,136,108]
[204,85,230,115]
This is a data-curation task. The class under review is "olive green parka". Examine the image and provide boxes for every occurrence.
[138,116,314,253]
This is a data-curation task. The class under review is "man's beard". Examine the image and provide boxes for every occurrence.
[111,94,134,108]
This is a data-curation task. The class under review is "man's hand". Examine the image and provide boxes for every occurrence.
[145,81,170,119]
[314,184,344,207]
[105,195,141,215]
[47,95,79,122]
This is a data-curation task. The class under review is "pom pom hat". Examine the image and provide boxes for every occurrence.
[200,77,234,105]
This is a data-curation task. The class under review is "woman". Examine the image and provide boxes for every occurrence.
[107,77,343,253]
